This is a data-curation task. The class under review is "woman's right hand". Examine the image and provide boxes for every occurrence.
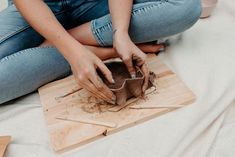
[67,46,116,102]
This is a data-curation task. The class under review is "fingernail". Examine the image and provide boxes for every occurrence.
[108,100,116,105]
[108,96,116,104]
[131,74,136,79]
[142,86,147,92]
[160,45,164,48]
[111,100,116,104]
[159,47,165,52]
[112,95,116,101]
[111,78,115,84]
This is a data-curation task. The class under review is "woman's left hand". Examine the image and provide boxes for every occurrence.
[113,30,150,92]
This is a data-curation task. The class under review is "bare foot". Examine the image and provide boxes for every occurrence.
[41,40,164,53]
[138,43,164,53]
[87,43,165,59]
[40,41,164,60]
[40,41,117,60]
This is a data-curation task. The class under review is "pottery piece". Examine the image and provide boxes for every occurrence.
[97,61,156,105]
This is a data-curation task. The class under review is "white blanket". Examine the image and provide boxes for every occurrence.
[0,0,235,156]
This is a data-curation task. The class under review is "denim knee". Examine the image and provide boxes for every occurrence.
[183,0,202,26]
[91,0,202,46]
[0,47,71,104]
[163,0,202,33]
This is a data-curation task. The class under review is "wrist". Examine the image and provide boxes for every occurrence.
[55,36,85,62]
[113,29,130,44]
[113,28,129,38]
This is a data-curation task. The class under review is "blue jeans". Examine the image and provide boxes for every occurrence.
[0,0,201,104]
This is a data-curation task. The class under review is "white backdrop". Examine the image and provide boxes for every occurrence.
[0,0,7,11]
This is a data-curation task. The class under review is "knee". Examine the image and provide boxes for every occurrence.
[179,0,202,29]
[189,0,202,22]
[164,0,202,35]
[0,62,14,104]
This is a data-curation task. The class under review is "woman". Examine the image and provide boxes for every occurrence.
[0,0,201,104]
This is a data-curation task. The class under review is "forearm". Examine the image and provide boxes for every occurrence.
[14,0,84,60]
[108,0,133,35]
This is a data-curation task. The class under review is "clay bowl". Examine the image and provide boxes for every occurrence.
[97,61,155,105]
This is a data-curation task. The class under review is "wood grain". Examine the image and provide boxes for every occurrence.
[38,54,196,152]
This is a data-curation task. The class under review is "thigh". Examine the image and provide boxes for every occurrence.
[90,0,202,46]
[0,2,70,60]
[0,47,71,104]
[67,0,160,25]
[67,0,110,27]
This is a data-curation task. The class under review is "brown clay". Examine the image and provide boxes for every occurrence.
[97,61,156,105]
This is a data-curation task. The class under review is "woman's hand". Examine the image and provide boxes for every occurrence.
[67,46,116,102]
[108,0,150,92]
[113,30,150,92]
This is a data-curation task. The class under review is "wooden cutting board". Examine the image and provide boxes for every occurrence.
[38,54,196,152]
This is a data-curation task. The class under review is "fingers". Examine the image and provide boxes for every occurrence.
[87,80,114,101]
[95,59,115,84]
[141,63,150,93]
[89,72,116,101]
[133,48,147,67]
[122,46,147,79]
[77,75,110,101]
[122,54,136,78]
[75,67,114,101]
[121,46,149,93]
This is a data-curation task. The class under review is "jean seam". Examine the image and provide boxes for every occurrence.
[0,10,68,44]
[92,1,167,46]
[91,20,106,46]
[132,1,166,16]
[0,46,55,64]
[0,26,30,43]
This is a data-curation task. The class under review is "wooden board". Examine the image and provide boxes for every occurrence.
[38,54,196,152]
[0,136,11,157]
